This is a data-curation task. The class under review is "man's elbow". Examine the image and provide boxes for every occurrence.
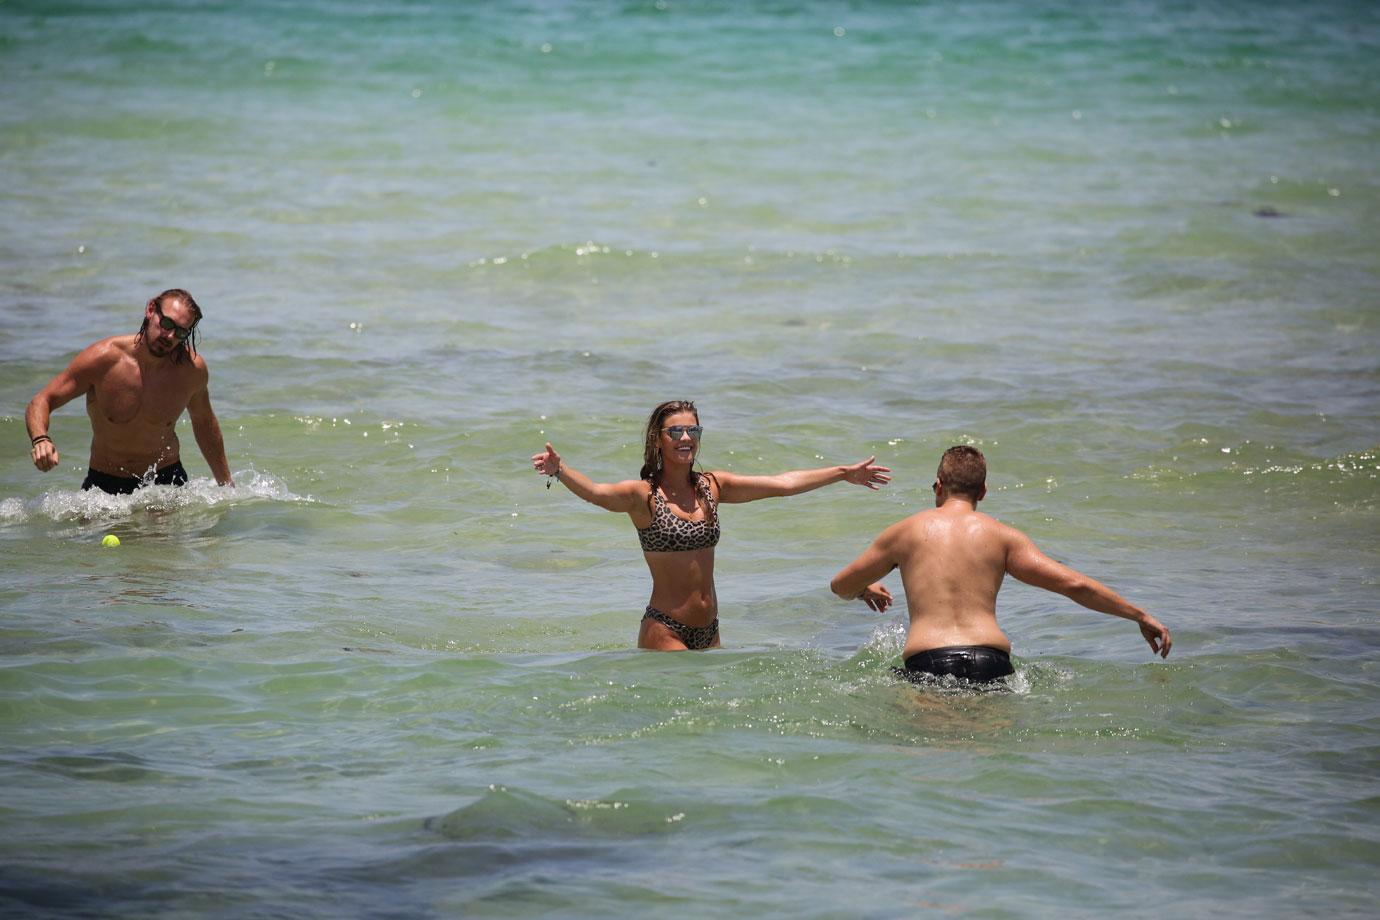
[829,575,852,600]
[1060,575,1095,601]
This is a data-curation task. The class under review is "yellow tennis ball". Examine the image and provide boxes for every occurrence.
[101,534,121,548]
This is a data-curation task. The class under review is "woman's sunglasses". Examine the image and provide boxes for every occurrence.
[663,425,703,440]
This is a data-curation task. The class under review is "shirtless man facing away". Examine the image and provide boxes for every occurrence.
[26,289,234,494]
[830,446,1170,685]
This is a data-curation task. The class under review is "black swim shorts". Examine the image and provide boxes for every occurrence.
[898,645,1015,686]
[82,461,189,495]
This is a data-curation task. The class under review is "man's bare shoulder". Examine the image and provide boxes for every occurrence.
[972,508,1008,528]
[887,507,937,528]
[68,335,136,372]
[976,511,1034,548]
[86,334,137,357]
[187,349,211,379]
[881,507,944,543]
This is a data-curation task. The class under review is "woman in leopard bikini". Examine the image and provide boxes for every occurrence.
[531,399,891,650]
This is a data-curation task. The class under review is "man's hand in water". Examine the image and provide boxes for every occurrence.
[856,583,893,613]
[1138,614,1172,658]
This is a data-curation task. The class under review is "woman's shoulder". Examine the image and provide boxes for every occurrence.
[624,477,656,526]
[695,470,722,498]
[617,477,655,501]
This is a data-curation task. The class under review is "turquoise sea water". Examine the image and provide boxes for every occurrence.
[2,1,1378,916]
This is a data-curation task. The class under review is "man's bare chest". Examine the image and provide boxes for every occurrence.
[89,360,194,427]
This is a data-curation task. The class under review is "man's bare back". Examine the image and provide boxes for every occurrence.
[26,290,233,491]
[831,446,1170,684]
[865,501,1019,657]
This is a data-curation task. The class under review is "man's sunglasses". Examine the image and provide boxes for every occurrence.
[663,425,703,440]
[155,305,196,342]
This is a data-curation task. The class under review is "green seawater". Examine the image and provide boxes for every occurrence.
[1,1,1377,916]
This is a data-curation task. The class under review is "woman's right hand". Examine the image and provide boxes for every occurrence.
[532,442,562,477]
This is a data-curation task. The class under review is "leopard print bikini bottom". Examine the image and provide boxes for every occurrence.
[642,606,719,650]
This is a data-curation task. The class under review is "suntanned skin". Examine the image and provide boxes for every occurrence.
[830,476,1170,661]
[25,295,233,486]
[533,410,891,650]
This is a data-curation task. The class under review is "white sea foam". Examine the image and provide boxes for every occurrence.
[0,469,310,525]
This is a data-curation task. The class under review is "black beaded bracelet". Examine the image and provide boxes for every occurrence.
[31,435,53,446]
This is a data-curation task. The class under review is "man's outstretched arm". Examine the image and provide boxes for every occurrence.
[1004,528,1171,658]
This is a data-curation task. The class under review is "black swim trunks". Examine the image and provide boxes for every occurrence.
[642,606,719,650]
[897,645,1014,686]
[81,461,189,495]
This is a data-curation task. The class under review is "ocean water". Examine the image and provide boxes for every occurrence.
[1,0,1378,916]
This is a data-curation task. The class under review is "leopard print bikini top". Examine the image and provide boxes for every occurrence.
[637,474,720,553]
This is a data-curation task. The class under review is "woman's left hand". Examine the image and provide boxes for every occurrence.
[842,456,892,490]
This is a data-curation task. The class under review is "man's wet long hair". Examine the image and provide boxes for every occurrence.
[136,288,202,365]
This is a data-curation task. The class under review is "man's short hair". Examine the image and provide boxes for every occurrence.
[937,446,986,498]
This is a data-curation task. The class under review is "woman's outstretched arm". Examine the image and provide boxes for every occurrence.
[714,456,891,504]
[532,442,646,513]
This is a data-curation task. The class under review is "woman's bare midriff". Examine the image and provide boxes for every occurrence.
[642,546,717,627]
